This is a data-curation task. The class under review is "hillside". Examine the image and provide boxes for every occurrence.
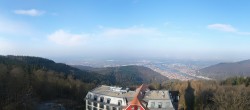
[0,55,105,83]
[73,65,169,86]
[197,59,250,79]
[0,55,104,109]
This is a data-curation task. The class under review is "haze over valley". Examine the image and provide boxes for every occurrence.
[70,58,216,81]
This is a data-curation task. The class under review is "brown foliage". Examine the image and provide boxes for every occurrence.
[162,79,250,110]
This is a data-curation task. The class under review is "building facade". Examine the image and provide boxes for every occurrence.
[85,85,179,110]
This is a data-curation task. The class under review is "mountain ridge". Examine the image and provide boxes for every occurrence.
[198,59,250,79]
[0,55,169,85]
[72,65,169,85]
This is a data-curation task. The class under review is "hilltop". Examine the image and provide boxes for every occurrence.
[73,65,168,85]
[197,59,250,79]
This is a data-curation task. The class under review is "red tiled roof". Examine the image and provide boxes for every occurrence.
[125,84,148,110]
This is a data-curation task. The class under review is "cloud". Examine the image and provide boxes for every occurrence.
[14,9,45,16]
[48,30,88,46]
[208,23,250,35]
[0,17,32,35]
[207,24,237,32]
[47,26,163,49]
[48,26,163,47]
[101,26,162,37]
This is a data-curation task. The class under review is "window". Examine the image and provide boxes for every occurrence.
[100,97,104,102]
[150,102,155,108]
[158,102,162,108]
[94,95,98,101]
[88,101,92,105]
[87,106,92,110]
[112,107,116,110]
[118,100,122,106]
[100,104,104,108]
[94,102,98,107]
[138,106,140,110]
[107,98,111,104]
[88,94,92,99]
[131,106,140,110]
[106,106,110,110]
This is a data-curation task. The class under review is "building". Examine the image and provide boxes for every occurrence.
[85,84,179,110]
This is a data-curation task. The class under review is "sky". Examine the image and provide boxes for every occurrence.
[0,0,250,61]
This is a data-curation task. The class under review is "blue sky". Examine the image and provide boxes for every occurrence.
[0,0,250,61]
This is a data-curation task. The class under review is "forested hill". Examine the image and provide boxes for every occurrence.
[197,59,250,79]
[0,55,106,109]
[73,65,169,85]
[0,55,105,83]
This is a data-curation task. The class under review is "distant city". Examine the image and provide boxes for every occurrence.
[66,58,219,81]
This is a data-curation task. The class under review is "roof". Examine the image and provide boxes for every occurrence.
[129,85,144,105]
[90,85,135,99]
[89,85,171,101]
[144,90,170,100]
[127,84,148,110]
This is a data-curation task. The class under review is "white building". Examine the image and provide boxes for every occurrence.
[85,84,179,110]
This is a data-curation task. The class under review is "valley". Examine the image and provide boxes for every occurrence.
[70,59,216,81]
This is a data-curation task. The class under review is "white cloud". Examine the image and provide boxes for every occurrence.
[207,24,237,32]
[101,26,162,37]
[48,26,162,47]
[0,17,32,35]
[48,30,88,46]
[14,9,45,16]
[208,23,250,35]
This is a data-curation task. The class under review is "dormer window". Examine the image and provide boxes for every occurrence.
[158,102,162,108]
[118,100,122,106]
[131,106,140,110]
[94,95,98,101]
[88,94,92,99]
[131,106,135,110]
[107,98,111,104]
[100,97,104,102]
